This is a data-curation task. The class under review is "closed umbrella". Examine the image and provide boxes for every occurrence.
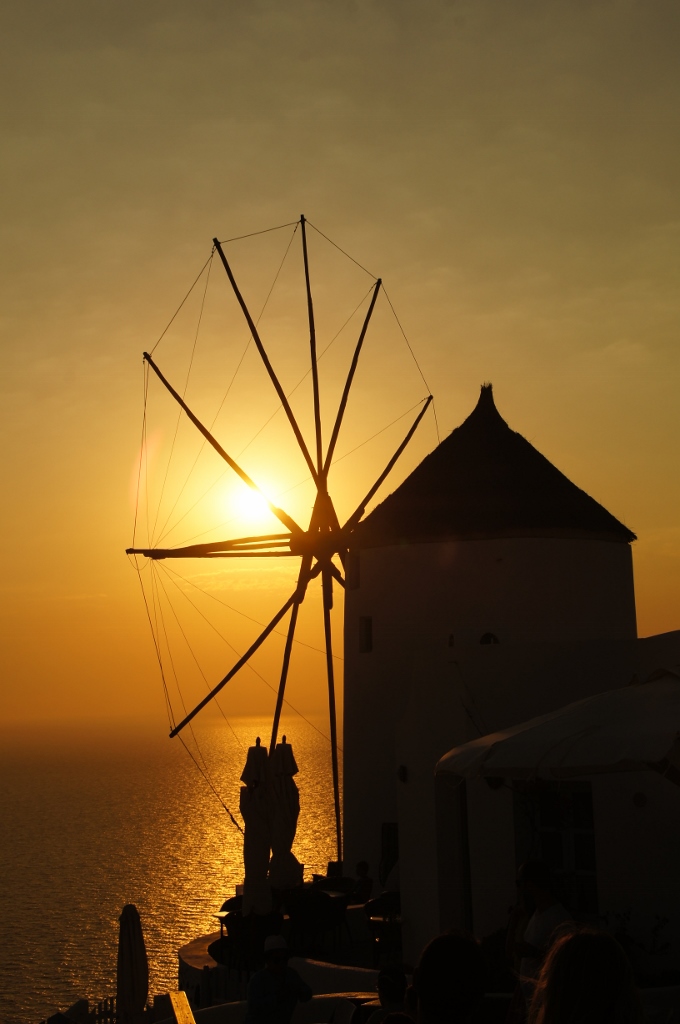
[268,735,303,889]
[240,737,273,914]
[436,669,680,783]
[116,904,148,1024]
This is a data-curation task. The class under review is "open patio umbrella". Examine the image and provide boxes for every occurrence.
[436,670,680,784]
[116,904,148,1024]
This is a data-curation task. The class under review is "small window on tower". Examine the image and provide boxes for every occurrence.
[480,632,500,645]
[359,616,373,653]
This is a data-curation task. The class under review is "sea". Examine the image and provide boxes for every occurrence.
[0,716,338,1024]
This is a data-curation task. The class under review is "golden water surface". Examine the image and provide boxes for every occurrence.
[0,717,338,1024]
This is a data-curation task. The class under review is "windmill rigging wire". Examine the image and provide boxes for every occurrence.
[150,251,214,357]
[161,560,343,662]
[155,277,431,552]
[237,397,431,505]
[155,224,300,546]
[147,558,175,728]
[133,221,380,827]
[217,226,300,413]
[235,284,375,462]
[132,343,335,769]
[134,557,175,730]
[140,548,239,824]
[156,282,374,548]
[226,235,436,465]
[149,226,433,542]
[432,401,441,445]
[132,218,438,794]
[150,562,244,832]
[306,219,377,280]
[382,286,441,444]
[152,564,245,750]
[144,373,151,549]
[152,562,220,772]
[218,221,299,244]
[152,251,214,544]
[331,397,430,467]
[162,395,428,549]
[176,732,244,835]
[228,398,431,513]
[156,561,337,749]
[151,562,190,722]
[132,364,150,550]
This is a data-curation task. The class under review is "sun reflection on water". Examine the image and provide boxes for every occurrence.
[0,717,338,1024]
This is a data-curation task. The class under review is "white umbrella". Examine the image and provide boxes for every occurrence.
[116,904,148,1024]
[436,669,680,784]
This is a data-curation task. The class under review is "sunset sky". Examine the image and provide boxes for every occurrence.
[2,0,679,731]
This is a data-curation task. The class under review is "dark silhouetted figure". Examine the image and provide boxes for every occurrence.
[404,983,418,1020]
[366,965,408,1024]
[245,935,312,1024]
[349,860,374,904]
[413,934,486,1024]
[529,928,645,1024]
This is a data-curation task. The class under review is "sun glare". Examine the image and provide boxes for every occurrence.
[232,485,274,529]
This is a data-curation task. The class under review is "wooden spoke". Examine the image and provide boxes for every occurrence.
[168,560,323,737]
[169,591,298,737]
[301,215,323,474]
[327,560,345,588]
[343,395,433,533]
[133,223,433,870]
[144,551,294,559]
[143,352,302,536]
[213,238,319,485]
[269,553,313,752]
[322,278,382,477]
[322,567,342,864]
[126,534,292,559]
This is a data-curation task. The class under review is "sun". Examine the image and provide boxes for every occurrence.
[231,484,275,529]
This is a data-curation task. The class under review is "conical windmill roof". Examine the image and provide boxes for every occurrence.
[355,384,636,548]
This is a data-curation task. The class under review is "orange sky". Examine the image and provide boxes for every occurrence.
[1,1,679,730]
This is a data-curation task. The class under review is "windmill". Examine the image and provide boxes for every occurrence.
[127,216,432,864]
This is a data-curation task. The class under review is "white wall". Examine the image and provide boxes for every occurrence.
[387,640,640,961]
[593,771,680,975]
[466,779,517,939]
[343,536,637,879]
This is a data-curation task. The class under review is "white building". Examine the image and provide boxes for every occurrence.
[343,384,680,963]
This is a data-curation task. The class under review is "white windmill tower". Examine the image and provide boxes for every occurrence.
[342,383,638,953]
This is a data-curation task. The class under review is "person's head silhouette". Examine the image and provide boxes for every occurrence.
[529,928,644,1024]
[414,933,486,1024]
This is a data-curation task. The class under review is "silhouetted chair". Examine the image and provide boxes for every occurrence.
[364,892,402,967]
[219,908,284,976]
[285,887,348,954]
